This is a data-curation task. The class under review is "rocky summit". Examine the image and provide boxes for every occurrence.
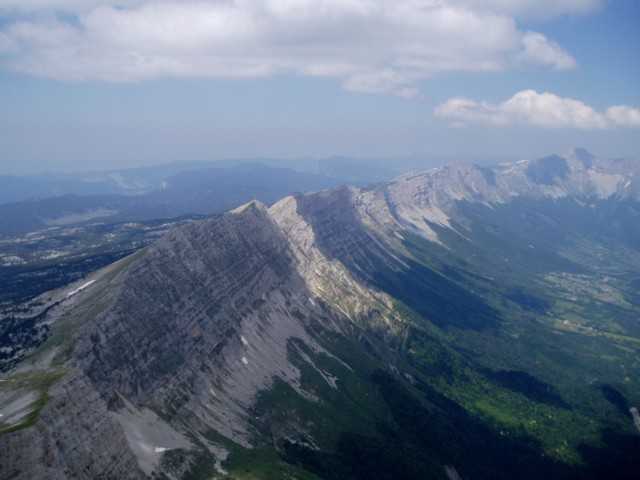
[1,150,639,480]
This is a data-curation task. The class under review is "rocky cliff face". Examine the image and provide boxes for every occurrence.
[347,148,640,245]
[1,150,639,480]
[0,198,403,479]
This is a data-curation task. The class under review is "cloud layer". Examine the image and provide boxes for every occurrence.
[0,0,586,95]
[435,90,640,129]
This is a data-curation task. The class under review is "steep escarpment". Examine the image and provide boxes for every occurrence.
[0,200,405,479]
[76,201,303,409]
[0,204,291,476]
[270,190,404,335]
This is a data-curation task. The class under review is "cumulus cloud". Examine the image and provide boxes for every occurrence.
[606,105,640,127]
[435,90,640,129]
[519,32,576,70]
[0,1,581,95]
[0,32,15,53]
[0,1,145,13]
[1,0,603,17]
[451,0,602,19]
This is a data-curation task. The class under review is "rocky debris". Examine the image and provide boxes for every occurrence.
[0,369,145,480]
[111,396,191,475]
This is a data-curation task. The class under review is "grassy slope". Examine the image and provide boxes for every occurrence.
[0,251,141,437]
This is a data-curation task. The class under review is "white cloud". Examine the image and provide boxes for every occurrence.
[519,32,576,70]
[435,90,640,129]
[0,1,581,95]
[0,1,145,13]
[451,0,603,19]
[342,70,421,98]
[1,0,603,17]
[606,105,640,128]
[0,32,15,53]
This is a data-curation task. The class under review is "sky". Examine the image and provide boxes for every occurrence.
[0,0,638,175]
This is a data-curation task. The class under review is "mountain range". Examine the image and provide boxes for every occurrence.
[0,149,639,480]
[0,164,346,236]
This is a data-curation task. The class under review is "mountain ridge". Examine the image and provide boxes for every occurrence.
[1,150,639,480]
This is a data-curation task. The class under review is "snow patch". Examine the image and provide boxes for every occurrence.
[444,465,463,480]
[66,280,96,298]
[631,407,640,434]
[588,171,624,198]
[294,345,339,390]
[0,391,39,426]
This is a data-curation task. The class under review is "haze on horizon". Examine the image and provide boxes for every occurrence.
[0,0,639,175]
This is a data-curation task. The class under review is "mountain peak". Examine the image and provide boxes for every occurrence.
[229,199,268,215]
[569,147,596,168]
[526,154,570,185]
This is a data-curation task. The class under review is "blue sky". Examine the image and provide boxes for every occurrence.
[0,0,638,174]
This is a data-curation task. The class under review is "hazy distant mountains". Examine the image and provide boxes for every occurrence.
[1,149,639,479]
[0,152,563,236]
[0,153,516,206]
[0,163,347,235]
[0,157,383,206]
